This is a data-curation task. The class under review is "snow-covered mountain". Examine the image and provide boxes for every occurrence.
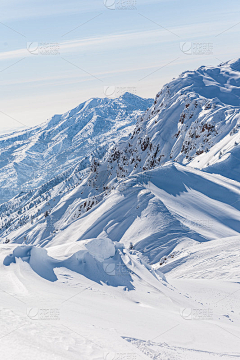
[99,59,240,182]
[3,59,240,252]
[3,59,240,253]
[1,60,240,359]
[0,93,153,204]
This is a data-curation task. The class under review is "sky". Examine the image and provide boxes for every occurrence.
[0,0,240,132]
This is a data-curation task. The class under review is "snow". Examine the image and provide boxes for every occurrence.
[1,60,240,358]
[1,236,240,359]
[160,235,240,280]
[1,162,240,358]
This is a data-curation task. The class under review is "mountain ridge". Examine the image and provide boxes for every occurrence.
[0,93,153,204]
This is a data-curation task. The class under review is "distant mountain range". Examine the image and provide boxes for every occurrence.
[0,92,153,204]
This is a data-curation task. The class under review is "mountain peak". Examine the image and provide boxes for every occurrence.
[220,58,240,71]
[118,91,137,100]
[158,59,240,106]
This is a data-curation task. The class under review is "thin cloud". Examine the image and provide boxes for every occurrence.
[0,20,235,62]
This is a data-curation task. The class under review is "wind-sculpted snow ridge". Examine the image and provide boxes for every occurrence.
[0,92,153,204]
[2,161,240,267]
[0,165,203,261]
[3,238,166,287]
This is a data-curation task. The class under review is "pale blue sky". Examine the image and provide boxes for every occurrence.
[0,0,240,132]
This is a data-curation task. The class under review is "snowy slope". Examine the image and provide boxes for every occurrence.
[1,236,240,359]
[158,235,240,280]
[0,93,153,204]
[2,162,240,266]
